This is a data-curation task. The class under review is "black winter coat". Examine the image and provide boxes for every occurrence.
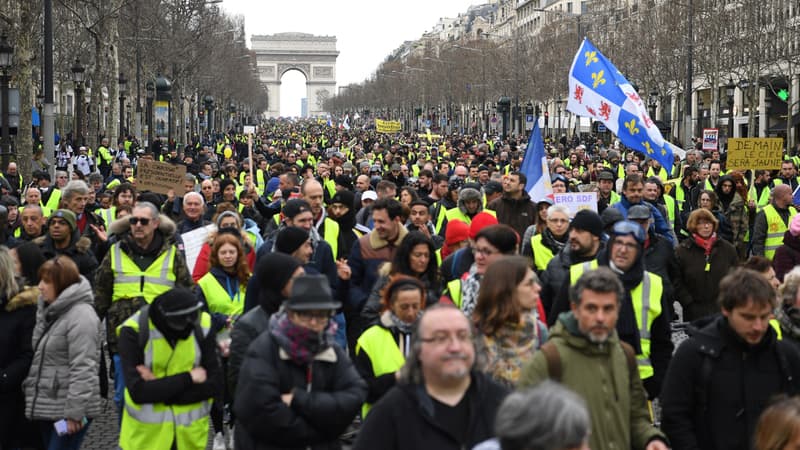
[487,192,537,239]
[234,330,366,450]
[352,371,508,450]
[673,237,738,322]
[661,315,800,450]
[0,286,38,448]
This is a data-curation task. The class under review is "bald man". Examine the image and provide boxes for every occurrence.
[751,183,798,260]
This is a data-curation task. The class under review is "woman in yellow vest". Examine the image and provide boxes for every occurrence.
[354,276,425,417]
[473,256,548,387]
[521,204,569,273]
[196,233,250,331]
[192,211,256,282]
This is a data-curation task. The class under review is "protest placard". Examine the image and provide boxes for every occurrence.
[136,159,187,195]
[375,119,402,133]
[243,125,257,135]
[552,192,598,217]
[182,224,215,274]
[726,138,784,171]
[702,129,719,151]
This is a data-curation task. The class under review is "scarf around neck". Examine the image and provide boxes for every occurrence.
[268,310,337,365]
[692,232,717,256]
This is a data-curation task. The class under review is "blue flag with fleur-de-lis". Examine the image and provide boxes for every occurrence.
[567,38,673,173]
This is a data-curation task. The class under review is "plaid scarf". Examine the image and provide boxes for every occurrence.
[268,310,337,365]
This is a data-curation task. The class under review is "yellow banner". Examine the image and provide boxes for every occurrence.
[726,138,784,171]
[375,119,402,133]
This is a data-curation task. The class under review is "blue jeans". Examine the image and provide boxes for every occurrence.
[38,419,91,450]
[113,353,125,425]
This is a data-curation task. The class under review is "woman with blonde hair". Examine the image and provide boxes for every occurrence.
[755,396,800,450]
[473,255,548,387]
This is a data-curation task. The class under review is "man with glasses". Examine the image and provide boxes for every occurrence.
[95,201,194,420]
[519,268,669,450]
[550,220,673,400]
[353,304,508,450]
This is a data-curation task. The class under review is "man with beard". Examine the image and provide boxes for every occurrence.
[328,190,364,257]
[354,304,508,450]
[550,221,673,400]
[540,210,604,320]
[519,268,669,450]
[35,208,98,279]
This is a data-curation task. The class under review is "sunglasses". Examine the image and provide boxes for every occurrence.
[129,217,151,226]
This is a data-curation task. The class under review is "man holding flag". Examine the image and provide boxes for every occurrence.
[518,119,554,204]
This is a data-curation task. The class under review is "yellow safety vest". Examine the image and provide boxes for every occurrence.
[99,207,116,227]
[239,170,266,195]
[354,326,406,417]
[444,207,496,226]
[118,309,212,450]
[323,178,336,199]
[446,278,462,309]
[530,234,554,272]
[197,272,246,318]
[110,243,177,303]
[19,204,52,219]
[570,261,663,380]
[646,166,668,182]
[763,204,798,260]
[749,185,771,213]
[771,318,783,340]
[322,217,340,261]
[431,203,447,235]
[44,188,61,212]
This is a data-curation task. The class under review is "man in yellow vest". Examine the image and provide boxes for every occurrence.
[117,288,221,450]
[549,220,673,400]
[95,202,195,417]
[752,184,798,260]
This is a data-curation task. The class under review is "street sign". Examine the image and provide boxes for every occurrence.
[425,119,431,127]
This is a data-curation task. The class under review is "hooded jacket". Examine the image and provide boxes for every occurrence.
[661,315,800,450]
[94,214,194,353]
[24,276,102,421]
[715,174,749,246]
[0,284,38,447]
[518,314,666,450]
[34,229,98,281]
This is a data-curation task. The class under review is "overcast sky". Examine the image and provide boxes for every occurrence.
[221,0,478,116]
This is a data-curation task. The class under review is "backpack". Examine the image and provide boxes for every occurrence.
[540,340,637,382]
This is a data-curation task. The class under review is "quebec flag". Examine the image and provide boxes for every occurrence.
[567,38,673,173]
[520,119,553,202]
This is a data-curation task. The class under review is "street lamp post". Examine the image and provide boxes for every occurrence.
[70,58,85,147]
[697,97,704,136]
[145,80,154,147]
[0,34,13,169]
[649,89,659,119]
[556,98,565,140]
[726,77,735,143]
[118,72,127,137]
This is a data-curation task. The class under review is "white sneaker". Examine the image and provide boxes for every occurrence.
[213,432,227,450]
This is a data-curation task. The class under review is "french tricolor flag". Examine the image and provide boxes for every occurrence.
[520,120,553,202]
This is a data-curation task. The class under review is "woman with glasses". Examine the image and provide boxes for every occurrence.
[354,276,425,417]
[473,256,548,388]
[445,225,531,318]
[522,204,569,274]
[715,173,749,259]
[234,274,366,449]
[692,189,733,243]
[24,256,101,450]
[674,208,738,322]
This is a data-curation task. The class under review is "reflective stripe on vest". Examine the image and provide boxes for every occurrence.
[432,203,446,234]
[119,311,212,450]
[100,207,116,227]
[530,234,554,272]
[445,207,496,226]
[569,261,662,380]
[44,189,61,212]
[197,272,245,317]
[763,204,797,260]
[355,326,406,417]
[110,243,177,303]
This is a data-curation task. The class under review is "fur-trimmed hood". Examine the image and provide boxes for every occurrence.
[108,213,177,237]
[5,285,39,312]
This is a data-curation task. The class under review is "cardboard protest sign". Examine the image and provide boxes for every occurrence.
[136,159,187,195]
[726,138,783,171]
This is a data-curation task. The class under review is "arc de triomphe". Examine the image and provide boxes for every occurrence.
[252,32,338,118]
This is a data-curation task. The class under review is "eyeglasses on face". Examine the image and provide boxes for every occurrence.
[129,217,151,226]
